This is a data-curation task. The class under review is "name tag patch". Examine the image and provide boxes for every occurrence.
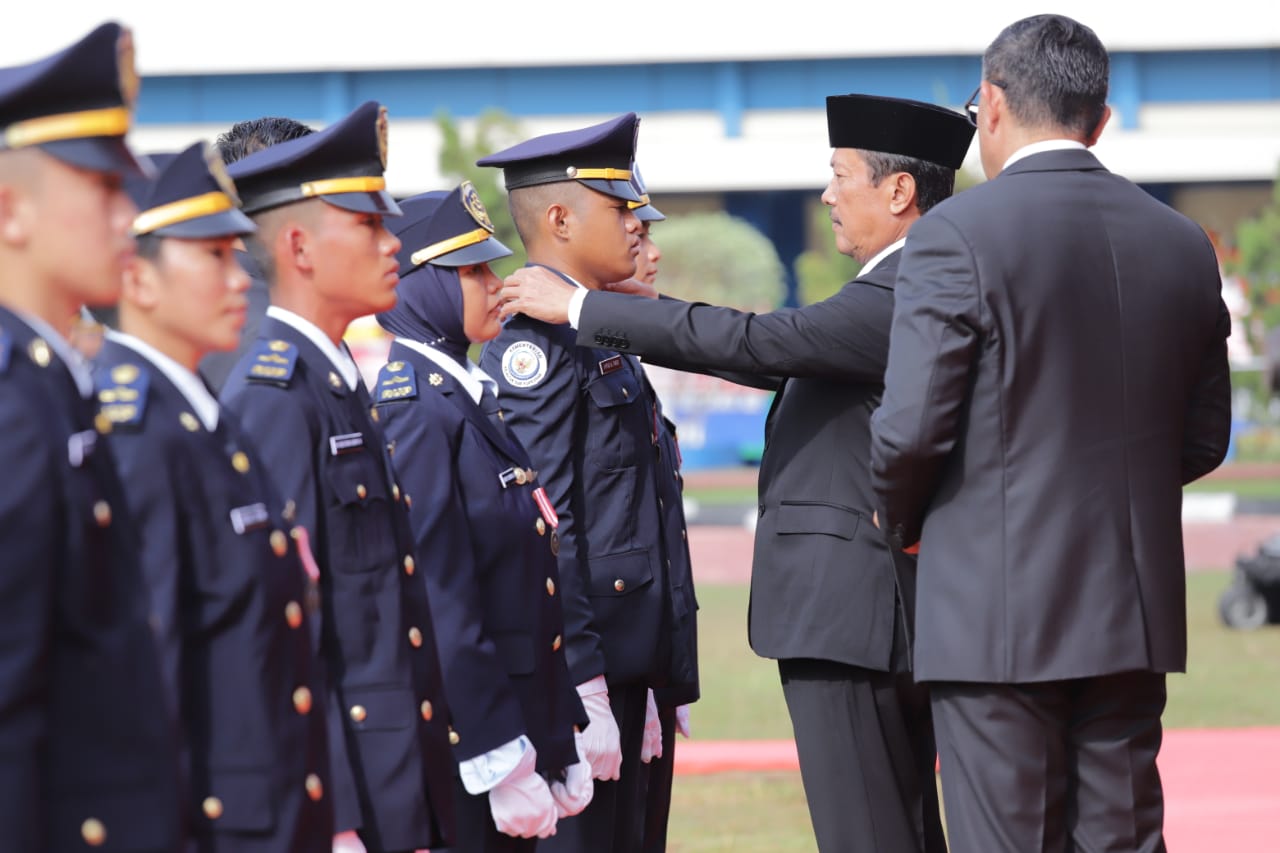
[329,432,365,456]
[229,502,270,534]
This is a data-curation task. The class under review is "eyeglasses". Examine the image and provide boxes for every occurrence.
[964,81,1006,127]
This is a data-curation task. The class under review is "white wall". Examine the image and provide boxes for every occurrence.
[7,1,1279,74]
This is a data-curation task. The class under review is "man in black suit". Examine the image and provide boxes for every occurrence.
[499,95,974,852]
[869,14,1232,853]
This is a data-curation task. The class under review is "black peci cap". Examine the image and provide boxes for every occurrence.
[826,94,974,169]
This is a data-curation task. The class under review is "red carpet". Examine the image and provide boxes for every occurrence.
[674,727,1280,851]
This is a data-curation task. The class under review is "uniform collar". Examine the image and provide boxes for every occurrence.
[16,311,93,397]
[105,329,220,431]
[395,336,497,405]
[266,305,359,390]
[858,238,905,279]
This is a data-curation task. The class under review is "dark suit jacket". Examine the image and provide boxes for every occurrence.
[94,337,332,852]
[0,308,182,852]
[478,269,697,695]
[372,343,586,774]
[869,148,1232,683]
[221,317,455,851]
[576,255,911,672]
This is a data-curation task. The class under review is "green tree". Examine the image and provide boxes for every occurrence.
[1232,170,1280,331]
[435,108,525,277]
[651,212,786,311]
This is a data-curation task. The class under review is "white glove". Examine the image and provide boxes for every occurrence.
[675,704,691,739]
[575,676,622,781]
[640,689,663,763]
[488,742,558,839]
[548,729,595,818]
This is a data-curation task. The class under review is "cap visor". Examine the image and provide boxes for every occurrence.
[430,236,514,268]
[633,203,665,222]
[580,178,642,203]
[153,208,257,239]
[322,190,403,217]
[41,137,148,176]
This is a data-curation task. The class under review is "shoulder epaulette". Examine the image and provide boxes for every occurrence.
[94,362,150,427]
[374,359,419,403]
[245,339,298,385]
[0,327,10,374]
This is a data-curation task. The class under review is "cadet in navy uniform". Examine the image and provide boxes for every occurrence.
[371,184,592,851]
[220,102,455,853]
[477,115,699,853]
[500,95,975,852]
[93,142,333,852]
[0,22,183,852]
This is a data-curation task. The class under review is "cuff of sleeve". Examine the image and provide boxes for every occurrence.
[458,734,532,795]
[575,674,609,697]
[568,288,588,330]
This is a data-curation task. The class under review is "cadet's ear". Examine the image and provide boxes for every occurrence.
[121,254,160,310]
[282,222,313,275]
[0,182,33,248]
[546,201,572,241]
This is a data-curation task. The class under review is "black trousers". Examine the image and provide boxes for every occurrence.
[779,658,946,853]
[539,681,648,853]
[430,773,536,853]
[640,703,678,853]
[930,671,1167,853]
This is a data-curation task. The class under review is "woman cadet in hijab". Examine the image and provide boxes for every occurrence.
[372,182,592,852]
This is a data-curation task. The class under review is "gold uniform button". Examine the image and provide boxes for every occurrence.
[282,499,297,523]
[81,818,106,846]
[405,493,413,509]
[408,627,423,648]
[305,773,324,801]
[270,530,288,558]
[682,528,687,540]
[202,796,223,820]
[622,387,630,398]
[179,412,201,432]
[93,412,113,434]
[514,468,528,485]
[350,704,367,723]
[293,686,312,715]
[28,338,51,367]
[614,579,626,592]
[420,700,434,721]
[356,484,367,500]
[328,371,343,389]
[285,601,303,629]
[403,554,415,576]
[393,484,401,501]
[231,451,250,473]
[546,577,556,596]
[370,406,380,422]
[552,634,562,652]
[93,500,112,527]
[535,518,546,536]
[448,727,460,746]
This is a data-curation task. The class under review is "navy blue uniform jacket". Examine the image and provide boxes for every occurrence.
[372,343,586,773]
[0,308,182,852]
[94,337,332,852]
[479,270,697,694]
[220,317,455,851]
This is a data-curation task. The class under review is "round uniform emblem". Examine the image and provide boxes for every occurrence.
[501,341,548,389]
[460,180,494,233]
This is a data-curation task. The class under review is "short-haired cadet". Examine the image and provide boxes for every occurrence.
[870,15,1231,852]
[198,116,316,393]
[499,94,975,852]
[0,21,185,851]
[372,184,593,851]
[478,115,699,853]
[93,141,333,853]
[220,101,456,853]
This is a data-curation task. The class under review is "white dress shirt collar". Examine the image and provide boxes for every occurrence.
[106,329,220,431]
[267,305,359,391]
[858,238,906,279]
[394,338,498,406]
[1002,139,1087,172]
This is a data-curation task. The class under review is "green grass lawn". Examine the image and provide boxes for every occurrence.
[667,570,1280,850]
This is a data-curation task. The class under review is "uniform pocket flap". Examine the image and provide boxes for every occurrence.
[194,768,276,832]
[492,631,536,675]
[586,374,638,409]
[342,686,415,733]
[589,550,655,597]
[775,502,861,540]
